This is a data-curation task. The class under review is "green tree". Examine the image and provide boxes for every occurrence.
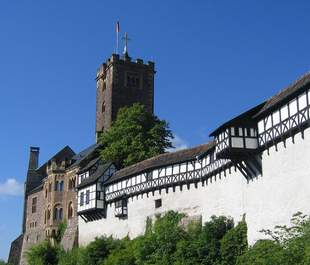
[0,260,7,265]
[102,238,136,265]
[78,236,121,265]
[134,211,185,265]
[99,103,173,168]
[236,240,285,265]
[220,216,248,265]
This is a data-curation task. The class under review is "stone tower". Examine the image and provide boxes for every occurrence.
[95,53,155,141]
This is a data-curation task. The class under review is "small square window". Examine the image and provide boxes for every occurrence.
[155,199,162,208]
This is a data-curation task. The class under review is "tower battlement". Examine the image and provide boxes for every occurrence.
[95,53,155,141]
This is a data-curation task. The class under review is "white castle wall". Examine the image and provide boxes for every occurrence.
[79,128,310,246]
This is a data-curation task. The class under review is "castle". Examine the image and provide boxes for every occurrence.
[8,46,310,264]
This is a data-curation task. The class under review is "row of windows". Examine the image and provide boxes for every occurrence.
[44,202,74,224]
[230,127,257,138]
[114,198,162,219]
[29,221,37,229]
[44,178,76,198]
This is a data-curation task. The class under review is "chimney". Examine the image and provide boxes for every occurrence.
[28,147,40,170]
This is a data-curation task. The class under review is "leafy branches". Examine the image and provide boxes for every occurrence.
[99,103,173,168]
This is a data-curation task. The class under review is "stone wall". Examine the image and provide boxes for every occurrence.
[8,234,23,265]
[20,189,45,265]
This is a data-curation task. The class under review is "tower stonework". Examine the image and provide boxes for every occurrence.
[95,54,155,140]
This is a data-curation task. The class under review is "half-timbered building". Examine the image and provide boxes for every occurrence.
[78,71,310,248]
[9,45,310,265]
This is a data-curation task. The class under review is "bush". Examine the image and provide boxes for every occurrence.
[58,247,80,265]
[26,241,59,265]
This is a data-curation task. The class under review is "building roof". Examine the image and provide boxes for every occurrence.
[69,143,99,169]
[210,103,265,137]
[78,159,113,189]
[106,141,215,184]
[26,146,75,194]
[255,71,310,118]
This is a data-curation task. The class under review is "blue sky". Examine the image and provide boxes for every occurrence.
[1,0,310,260]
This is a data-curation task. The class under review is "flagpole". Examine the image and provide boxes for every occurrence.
[116,21,120,54]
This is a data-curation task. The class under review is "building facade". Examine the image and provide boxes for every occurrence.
[9,49,310,264]
[78,72,310,246]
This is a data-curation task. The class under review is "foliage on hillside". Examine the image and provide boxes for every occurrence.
[99,103,173,168]
[25,211,310,265]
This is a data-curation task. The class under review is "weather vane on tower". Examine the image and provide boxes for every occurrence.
[122,32,130,58]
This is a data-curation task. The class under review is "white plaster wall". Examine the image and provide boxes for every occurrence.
[79,128,310,246]
[244,128,310,244]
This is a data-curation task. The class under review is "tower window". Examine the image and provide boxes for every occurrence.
[126,72,141,88]
[102,102,106,113]
[32,197,37,213]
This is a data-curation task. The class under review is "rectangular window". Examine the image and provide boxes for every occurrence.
[59,181,64,191]
[126,72,141,88]
[80,192,84,206]
[86,190,90,204]
[32,197,37,213]
[97,191,101,200]
[155,199,162,208]
[246,128,251,137]
[231,127,235,136]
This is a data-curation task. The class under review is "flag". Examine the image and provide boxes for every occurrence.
[116,21,120,33]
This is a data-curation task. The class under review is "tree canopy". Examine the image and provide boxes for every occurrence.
[99,103,173,168]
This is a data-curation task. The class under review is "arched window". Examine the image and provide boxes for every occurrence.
[47,207,51,221]
[68,202,73,219]
[68,178,75,190]
[53,205,63,221]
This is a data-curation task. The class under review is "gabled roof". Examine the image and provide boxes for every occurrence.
[69,144,99,169]
[255,71,310,118]
[210,103,265,137]
[26,146,75,194]
[106,141,215,184]
[78,158,113,189]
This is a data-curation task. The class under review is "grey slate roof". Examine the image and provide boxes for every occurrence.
[26,146,75,194]
[106,141,215,184]
[255,71,310,118]
[69,144,99,169]
[78,159,113,189]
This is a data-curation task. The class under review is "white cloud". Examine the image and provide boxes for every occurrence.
[0,178,24,196]
[168,135,188,152]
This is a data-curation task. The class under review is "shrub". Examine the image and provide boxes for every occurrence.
[26,240,59,265]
